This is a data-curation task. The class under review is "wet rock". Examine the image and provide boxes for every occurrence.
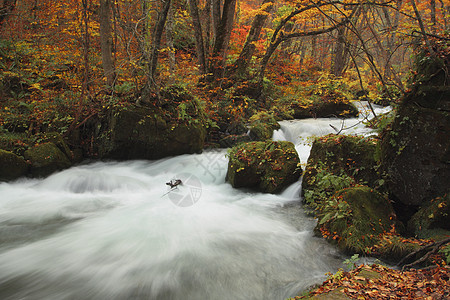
[0,149,28,181]
[226,141,301,193]
[24,142,71,177]
[97,105,206,160]
[302,134,381,194]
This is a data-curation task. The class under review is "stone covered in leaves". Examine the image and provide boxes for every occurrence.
[226,141,301,193]
[316,186,395,253]
[0,149,28,181]
[380,43,450,207]
[302,134,381,194]
[24,142,71,177]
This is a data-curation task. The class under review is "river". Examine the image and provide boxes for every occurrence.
[0,102,390,299]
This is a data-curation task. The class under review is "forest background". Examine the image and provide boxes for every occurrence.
[0,0,448,143]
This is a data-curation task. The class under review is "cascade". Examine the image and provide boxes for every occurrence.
[0,102,389,299]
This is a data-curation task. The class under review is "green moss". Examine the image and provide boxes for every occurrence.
[97,104,207,160]
[407,194,450,239]
[302,134,381,194]
[24,142,71,177]
[248,111,280,141]
[316,186,395,254]
[226,141,302,193]
[0,149,28,181]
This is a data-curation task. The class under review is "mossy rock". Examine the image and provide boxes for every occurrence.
[226,141,302,193]
[248,111,280,141]
[407,194,450,239]
[218,134,252,148]
[381,45,450,207]
[317,186,395,253]
[302,134,381,194]
[380,87,450,207]
[97,104,206,160]
[0,149,28,181]
[40,132,73,161]
[24,142,71,177]
[291,99,358,119]
[373,235,422,263]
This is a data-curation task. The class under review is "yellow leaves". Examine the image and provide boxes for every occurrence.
[30,83,42,91]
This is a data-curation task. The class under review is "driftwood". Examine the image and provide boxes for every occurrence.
[397,237,450,271]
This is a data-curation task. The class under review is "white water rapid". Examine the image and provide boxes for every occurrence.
[0,102,390,300]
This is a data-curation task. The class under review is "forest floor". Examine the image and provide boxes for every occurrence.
[294,264,450,299]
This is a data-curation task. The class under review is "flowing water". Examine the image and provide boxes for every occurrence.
[0,102,390,300]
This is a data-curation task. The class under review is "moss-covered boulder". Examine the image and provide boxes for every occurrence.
[302,134,381,194]
[316,186,395,253]
[380,48,450,207]
[407,194,450,239]
[226,141,302,193]
[40,132,73,161]
[291,99,359,119]
[248,111,280,141]
[97,104,206,160]
[0,149,28,181]
[24,142,71,177]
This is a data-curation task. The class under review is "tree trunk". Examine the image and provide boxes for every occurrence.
[430,0,436,33]
[165,1,176,76]
[99,0,116,87]
[188,0,207,74]
[331,25,347,76]
[148,0,172,86]
[209,0,237,81]
[81,0,91,96]
[204,0,212,60]
[234,0,273,77]
[0,0,16,28]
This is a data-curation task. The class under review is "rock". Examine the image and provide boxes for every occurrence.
[24,142,71,177]
[407,194,450,239]
[291,99,359,119]
[248,111,280,141]
[316,186,395,253]
[0,149,28,181]
[97,105,206,160]
[226,141,302,193]
[380,67,450,207]
[302,134,381,194]
[40,132,73,161]
[218,134,252,148]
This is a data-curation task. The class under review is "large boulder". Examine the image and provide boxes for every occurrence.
[0,149,28,181]
[316,186,396,253]
[24,142,71,177]
[291,99,358,119]
[380,47,450,207]
[226,141,302,193]
[97,105,206,160]
[41,132,73,161]
[302,134,381,194]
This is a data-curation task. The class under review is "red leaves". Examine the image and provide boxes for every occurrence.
[296,264,450,300]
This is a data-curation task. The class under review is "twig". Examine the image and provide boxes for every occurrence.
[397,237,450,270]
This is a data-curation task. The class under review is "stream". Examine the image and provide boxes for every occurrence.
[0,102,390,299]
